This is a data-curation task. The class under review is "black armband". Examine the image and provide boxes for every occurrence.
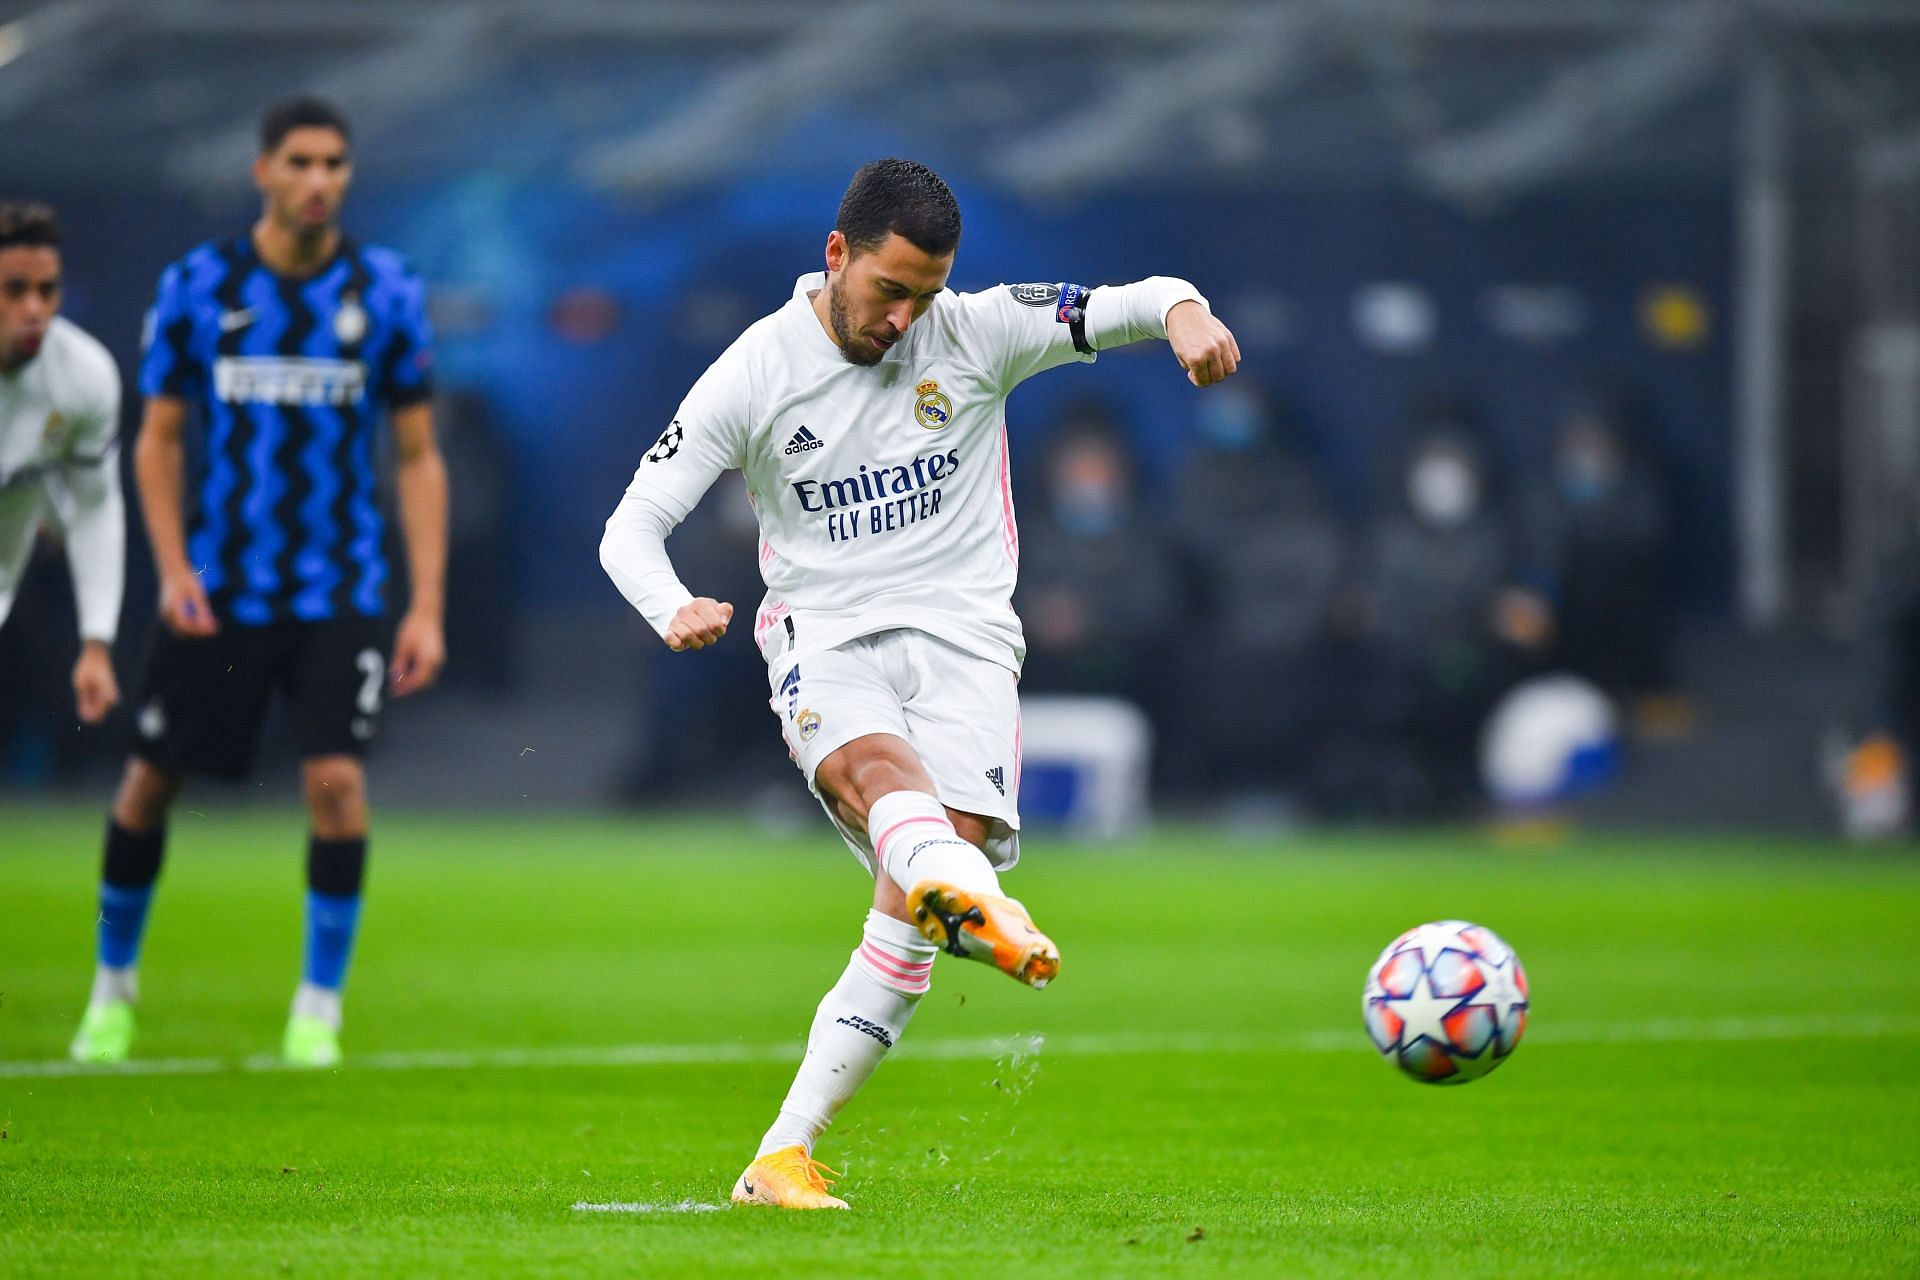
[1057,283,1096,355]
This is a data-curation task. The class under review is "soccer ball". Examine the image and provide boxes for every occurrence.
[1363,920,1529,1084]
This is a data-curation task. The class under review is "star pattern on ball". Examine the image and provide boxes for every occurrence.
[1468,951,1526,1027]
[1403,921,1471,966]
[1383,964,1461,1050]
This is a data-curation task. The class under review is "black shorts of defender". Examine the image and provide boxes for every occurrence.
[131,616,391,780]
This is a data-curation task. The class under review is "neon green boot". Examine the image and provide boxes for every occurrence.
[70,999,136,1064]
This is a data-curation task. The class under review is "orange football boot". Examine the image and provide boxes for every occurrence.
[906,880,1060,989]
[730,1146,849,1210]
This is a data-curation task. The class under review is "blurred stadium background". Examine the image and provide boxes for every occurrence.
[8,6,1920,1275]
[6,0,1920,837]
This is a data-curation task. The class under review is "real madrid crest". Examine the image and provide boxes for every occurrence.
[334,291,368,345]
[42,411,65,444]
[914,379,953,431]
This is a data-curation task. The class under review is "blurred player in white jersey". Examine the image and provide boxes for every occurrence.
[0,202,125,726]
[601,159,1239,1209]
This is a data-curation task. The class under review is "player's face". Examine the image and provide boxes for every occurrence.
[0,245,61,368]
[824,230,953,367]
[254,127,353,237]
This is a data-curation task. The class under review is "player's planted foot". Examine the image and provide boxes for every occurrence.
[730,1146,850,1210]
[69,999,136,1064]
[282,1014,342,1068]
[906,880,1060,989]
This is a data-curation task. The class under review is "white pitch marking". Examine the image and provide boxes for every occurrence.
[571,1200,725,1214]
[4,1013,1914,1082]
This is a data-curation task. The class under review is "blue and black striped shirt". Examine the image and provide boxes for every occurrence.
[139,235,434,624]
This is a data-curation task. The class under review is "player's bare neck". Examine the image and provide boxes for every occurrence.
[252,219,340,280]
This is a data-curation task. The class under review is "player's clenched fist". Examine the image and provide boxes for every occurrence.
[665,597,734,651]
[1167,300,1242,388]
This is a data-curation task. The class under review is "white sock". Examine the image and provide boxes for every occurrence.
[89,965,138,1007]
[866,790,1000,898]
[291,982,343,1031]
[756,910,937,1157]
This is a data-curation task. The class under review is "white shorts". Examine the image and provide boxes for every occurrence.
[767,627,1022,876]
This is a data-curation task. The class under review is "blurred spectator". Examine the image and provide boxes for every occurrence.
[1523,399,1676,701]
[1835,489,1920,838]
[1320,412,1552,815]
[1169,382,1346,795]
[1015,404,1180,718]
[619,470,781,801]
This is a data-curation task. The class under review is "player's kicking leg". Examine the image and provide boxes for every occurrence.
[870,785,1058,988]
[731,733,1057,1210]
[71,759,183,1063]
[282,754,369,1068]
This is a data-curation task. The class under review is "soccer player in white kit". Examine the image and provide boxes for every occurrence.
[0,202,124,727]
[601,160,1240,1209]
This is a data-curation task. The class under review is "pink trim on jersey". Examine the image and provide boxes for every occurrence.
[758,537,776,571]
[997,421,1019,569]
[753,600,791,651]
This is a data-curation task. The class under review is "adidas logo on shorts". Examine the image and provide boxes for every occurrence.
[784,425,824,455]
[986,766,1005,795]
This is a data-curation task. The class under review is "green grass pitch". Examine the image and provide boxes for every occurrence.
[2,805,1917,1277]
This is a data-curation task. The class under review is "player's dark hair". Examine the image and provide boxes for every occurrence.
[835,158,961,258]
[259,96,352,154]
[0,202,60,251]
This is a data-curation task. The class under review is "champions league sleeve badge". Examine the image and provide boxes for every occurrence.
[645,420,685,463]
[334,292,369,344]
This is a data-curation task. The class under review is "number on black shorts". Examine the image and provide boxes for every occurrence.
[355,648,384,716]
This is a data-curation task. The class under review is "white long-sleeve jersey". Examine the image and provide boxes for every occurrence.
[0,315,124,644]
[601,273,1205,671]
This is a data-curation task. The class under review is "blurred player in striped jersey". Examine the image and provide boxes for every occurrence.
[0,201,125,726]
[603,158,1239,1208]
[69,98,449,1069]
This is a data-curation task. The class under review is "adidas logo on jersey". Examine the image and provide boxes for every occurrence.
[784,425,824,455]
[986,766,1005,795]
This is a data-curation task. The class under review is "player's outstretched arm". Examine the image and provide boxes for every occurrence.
[389,401,448,697]
[977,275,1240,391]
[1166,299,1241,388]
[601,366,746,653]
[133,395,217,637]
[600,490,732,654]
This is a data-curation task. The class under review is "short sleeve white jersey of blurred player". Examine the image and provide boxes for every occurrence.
[0,315,124,641]
[617,272,1196,672]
